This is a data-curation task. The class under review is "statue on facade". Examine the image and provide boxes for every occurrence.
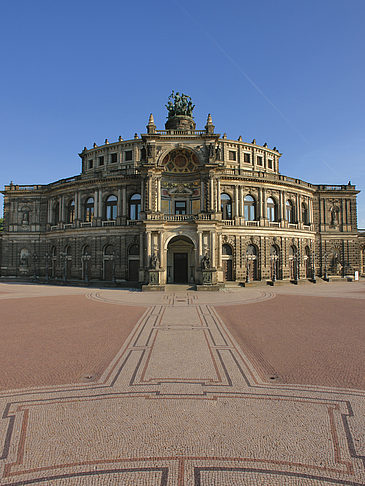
[330,206,339,226]
[150,252,159,269]
[215,144,222,160]
[201,252,211,270]
[166,91,195,119]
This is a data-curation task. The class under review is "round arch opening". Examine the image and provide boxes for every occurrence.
[166,235,195,284]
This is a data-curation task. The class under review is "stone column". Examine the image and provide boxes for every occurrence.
[258,188,262,219]
[74,192,78,221]
[139,232,144,268]
[216,179,221,212]
[77,192,82,221]
[48,200,52,223]
[158,232,163,268]
[262,188,266,221]
[61,195,66,222]
[147,232,152,260]
[122,186,127,217]
[140,179,145,212]
[295,194,299,223]
[234,185,239,217]
[211,232,216,267]
[200,180,204,211]
[117,188,122,217]
[58,196,62,222]
[218,233,222,268]
[98,188,103,220]
[157,177,161,212]
[240,186,244,218]
[198,231,203,259]
[281,191,286,221]
[94,190,98,218]
[209,178,214,212]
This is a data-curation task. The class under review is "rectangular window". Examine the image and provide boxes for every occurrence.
[125,150,133,161]
[88,159,93,169]
[111,153,118,163]
[268,159,273,169]
[257,156,263,166]
[175,201,187,215]
[244,153,251,163]
[98,156,104,166]
[229,150,237,161]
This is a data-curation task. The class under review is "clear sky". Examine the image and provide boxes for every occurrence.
[1,0,364,226]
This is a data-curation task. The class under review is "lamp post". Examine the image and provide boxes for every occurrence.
[60,252,67,282]
[312,248,316,283]
[82,252,91,283]
[32,253,38,280]
[270,254,278,283]
[323,252,328,280]
[246,254,255,283]
[45,252,51,282]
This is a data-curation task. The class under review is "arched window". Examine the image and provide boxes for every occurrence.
[267,197,277,222]
[222,244,233,255]
[302,202,309,225]
[244,195,256,221]
[54,201,59,225]
[84,197,94,222]
[67,200,75,223]
[105,195,117,220]
[129,194,141,220]
[221,193,232,220]
[286,200,295,223]
[129,244,140,255]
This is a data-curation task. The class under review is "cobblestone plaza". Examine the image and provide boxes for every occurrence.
[0,281,364,485]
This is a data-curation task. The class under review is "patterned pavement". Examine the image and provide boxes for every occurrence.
[0,282,364,485]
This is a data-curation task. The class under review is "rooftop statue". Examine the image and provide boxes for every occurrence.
[166,91,195,119]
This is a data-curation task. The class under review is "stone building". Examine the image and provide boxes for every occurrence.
[1,93,364,287]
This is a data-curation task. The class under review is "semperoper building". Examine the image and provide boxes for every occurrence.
[1,93,364,288]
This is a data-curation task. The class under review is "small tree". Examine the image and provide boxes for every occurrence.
[0,218,3,231]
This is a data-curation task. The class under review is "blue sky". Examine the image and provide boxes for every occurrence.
[1,0,364,226]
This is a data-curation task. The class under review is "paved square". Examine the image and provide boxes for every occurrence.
[0,281,364,485]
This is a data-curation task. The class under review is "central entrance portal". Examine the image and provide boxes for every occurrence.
[173,253,188,283]
[166,235,195,284]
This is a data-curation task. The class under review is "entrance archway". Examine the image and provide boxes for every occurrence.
[222,244,234,281]
[166,236,195,284]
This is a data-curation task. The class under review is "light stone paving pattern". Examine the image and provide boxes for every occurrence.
[0,281,364,485]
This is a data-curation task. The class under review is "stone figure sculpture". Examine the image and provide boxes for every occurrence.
[150,252,159,269]
[201,252,211,270]
[166,91,195,119]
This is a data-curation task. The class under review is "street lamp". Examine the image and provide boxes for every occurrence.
[81,252,91,283]
[45,252,51,282]
[60,252,67,282]
[32,253,38,280]
[270,254,279,283]
[246,254,255,283]
[312,249,316,283]
[323,252,328,280]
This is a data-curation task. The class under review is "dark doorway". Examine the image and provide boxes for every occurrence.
[104,260,113,281]
[128,260,139,281]
[223,259,233,281]
[174,253,188,283]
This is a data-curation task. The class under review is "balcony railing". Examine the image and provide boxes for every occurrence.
[244,220,259,226]
[102,220,116,226]
[80,222,92,228]
[222,219,235,226]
